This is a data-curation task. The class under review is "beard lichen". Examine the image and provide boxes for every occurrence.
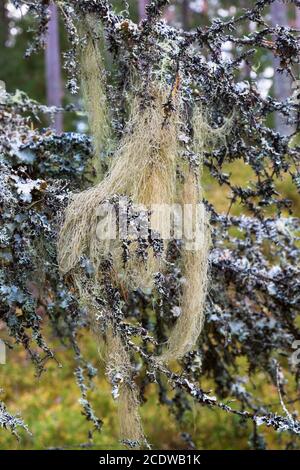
[58,67,213,445]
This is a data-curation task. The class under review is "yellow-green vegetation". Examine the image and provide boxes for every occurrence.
[204,160,300,217]
[1,328,299,450]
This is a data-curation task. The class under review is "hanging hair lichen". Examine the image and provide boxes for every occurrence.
[58,83,180,287]
[105,327,147,447]
[58,29,215,445]
[192,104,234,156]
[160,169,211,363]
[80,17,111,178]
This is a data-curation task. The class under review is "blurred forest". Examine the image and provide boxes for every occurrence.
[0,0,300,450]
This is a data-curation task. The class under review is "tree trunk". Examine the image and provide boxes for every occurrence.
[271,1,293,135]
[0,0,9,48]
[45,2,63,133]
[138,0,148,20]
[296,3,300,27]
[181,0,190,30]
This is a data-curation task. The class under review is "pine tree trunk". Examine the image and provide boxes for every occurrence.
[0,0,9,48]
[138,0,148,20]
[181,0,190,30]
[45,2,63,133]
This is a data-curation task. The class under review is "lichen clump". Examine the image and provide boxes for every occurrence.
[58,33,211,445]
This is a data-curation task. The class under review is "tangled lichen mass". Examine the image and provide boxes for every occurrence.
[0,0,300,450]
